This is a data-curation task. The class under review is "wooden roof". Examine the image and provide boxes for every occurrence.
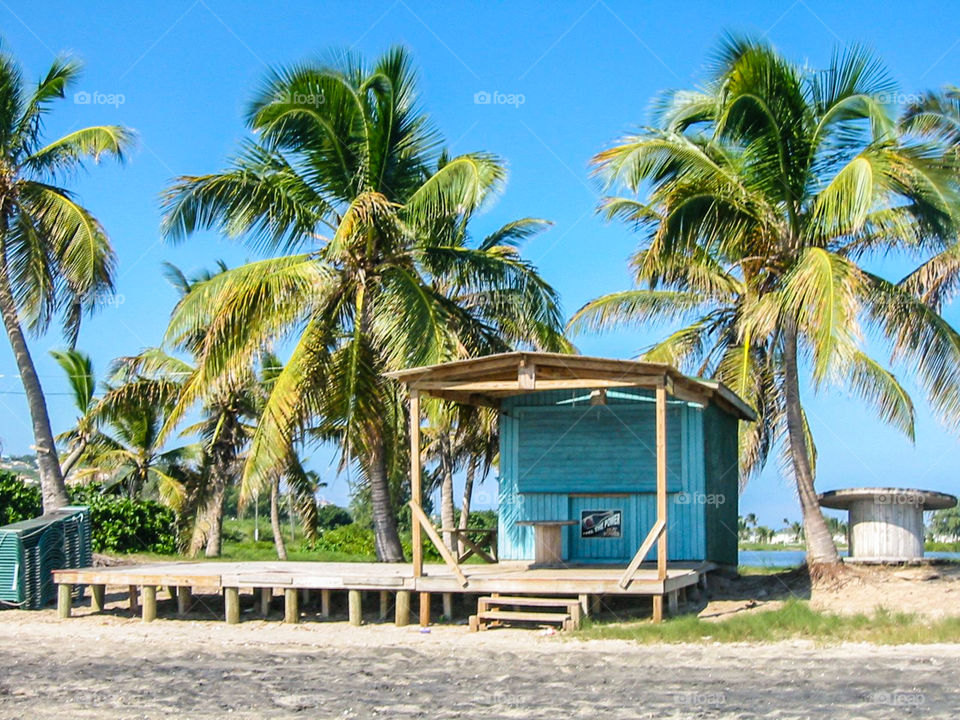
[386,352,756,421]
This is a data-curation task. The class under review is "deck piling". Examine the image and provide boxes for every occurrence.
[177,586,191,616]
[320,588,331,618]
[284,588,299,624]
[259,587,272,617]
[348,589,362,626]
[395,590,411,626]
[90,584,105,612]
[225,587,240,624]
[57,583,72,619]
[141,585,157,622]
[419,592,431,627]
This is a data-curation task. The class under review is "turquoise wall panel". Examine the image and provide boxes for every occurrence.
[497,390,710,563]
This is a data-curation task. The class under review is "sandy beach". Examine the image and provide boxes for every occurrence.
[2,596,958,720]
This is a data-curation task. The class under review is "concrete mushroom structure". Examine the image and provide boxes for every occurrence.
[818,488,957,563]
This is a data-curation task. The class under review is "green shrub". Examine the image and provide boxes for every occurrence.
[316,504,352,531]
[0,471,42,525]
[315,523,375,556]
[68,484,177,554]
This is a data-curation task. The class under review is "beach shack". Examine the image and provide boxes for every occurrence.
[389,351,756,622]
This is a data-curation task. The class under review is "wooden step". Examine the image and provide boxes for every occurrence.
[479,609,570,624]
[479,595,580,609]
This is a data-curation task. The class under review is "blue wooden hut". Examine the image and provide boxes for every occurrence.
[389,352,755,621]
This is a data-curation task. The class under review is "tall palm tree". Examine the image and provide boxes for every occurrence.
[571,38,960,569]
[160,48,565,561]
[0,43,133,510]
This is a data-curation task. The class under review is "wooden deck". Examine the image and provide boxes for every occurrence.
[52,560,713,626]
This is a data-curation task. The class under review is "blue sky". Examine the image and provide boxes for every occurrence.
[0,1,958,527]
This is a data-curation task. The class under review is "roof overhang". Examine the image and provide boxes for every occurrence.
[386,352,756,421]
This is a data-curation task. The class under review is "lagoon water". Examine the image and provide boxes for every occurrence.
[740,549,960,567]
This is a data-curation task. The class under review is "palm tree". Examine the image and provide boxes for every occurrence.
[51,349,99,478]
[74,372,198,510]
[571,37,960,569]
[160,48,564,561]
[0,43,133,510]
[121,265,319,558]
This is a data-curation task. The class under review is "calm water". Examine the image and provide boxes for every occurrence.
[739,549,960,567]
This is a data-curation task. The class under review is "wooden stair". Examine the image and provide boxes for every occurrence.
[470,595,582,631]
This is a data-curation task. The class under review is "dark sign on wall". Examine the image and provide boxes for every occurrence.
[581,510,622,538]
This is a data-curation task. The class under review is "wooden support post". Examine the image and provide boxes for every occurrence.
[225,587,240,624]
[128,585,139,614]
[321,589,331,618]
[652,594,664,623]
[57,583,72,619]
[442,593,454,620]
[259,587,272,617]
[90,584,105,612]
[579,593,589,618]
[177,586,191,616]
[410,390,423,578]
[395,590,411,626]
[141,585,157,623]
[284,588,299,624]
[419,592,431,627]
[656,378,668,581]
[667,589,679,615]
[379,591,390,620]
[348,589,362,626]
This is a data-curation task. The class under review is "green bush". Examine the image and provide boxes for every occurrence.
[0,471,42,525]
[316,504,352,531]
[314,523,375,556]
[68,484,177,554]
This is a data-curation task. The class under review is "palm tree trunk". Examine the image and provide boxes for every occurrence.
[457,456,477,556]
[368,431,405,562]
[203,480,228,557]
[270,475,287,560]
[0,248,67,511]
[439,434,456,552]
[60,440,87,479]
[782,321,839,567]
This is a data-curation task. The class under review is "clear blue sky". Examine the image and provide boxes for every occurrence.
[0,1,958,527]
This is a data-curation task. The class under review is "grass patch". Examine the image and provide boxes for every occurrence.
[576,598,960,644]
[737,564,801,575]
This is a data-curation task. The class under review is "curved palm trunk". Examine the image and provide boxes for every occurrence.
[439,434,456,552]
[60,440,87,479]
[783,322,839,566]
[270,475,287,560]
[368,431,405,562]
[457,456,477,555]
[0,248,67,511]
